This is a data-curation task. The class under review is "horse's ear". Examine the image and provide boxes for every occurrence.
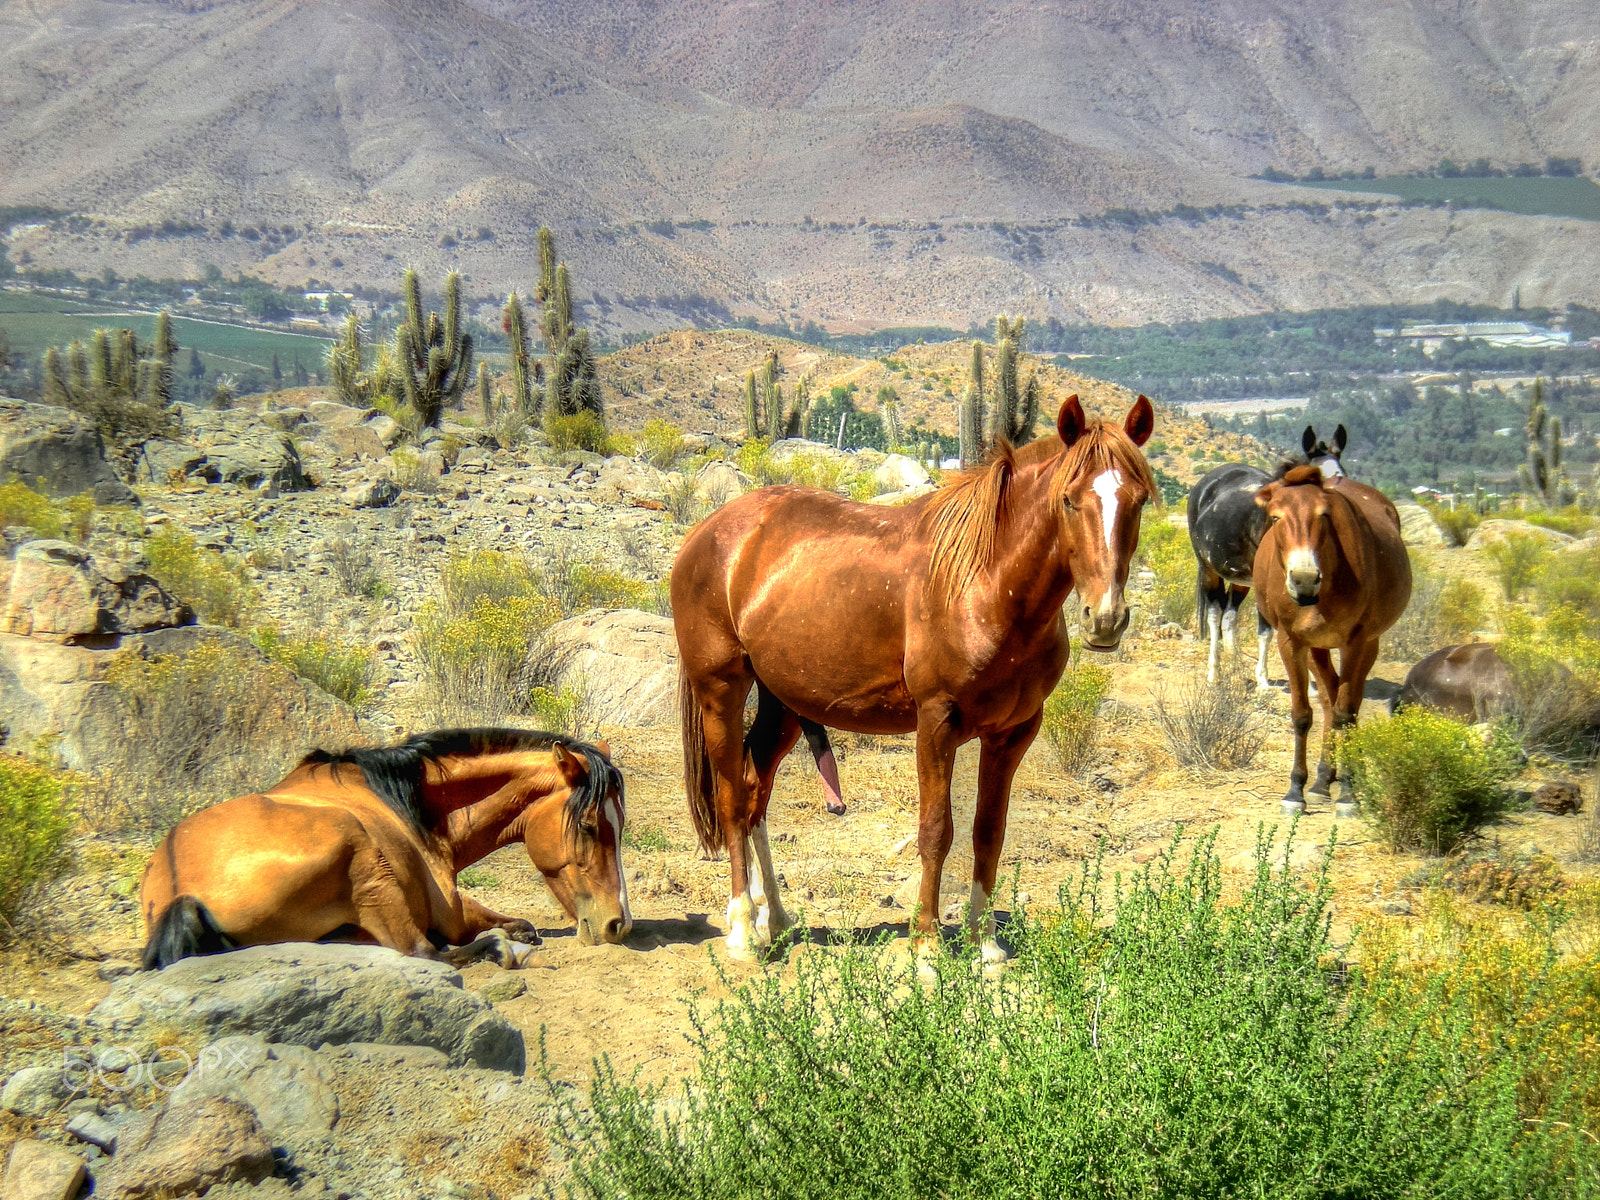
[1301,426,1317,454]
[1255,481,1278,509]
[593,737,612,760]
[551,742,588,786]
[1125,395,1154,447]
[1056,394,1087,447]
[1331,424,1347,455]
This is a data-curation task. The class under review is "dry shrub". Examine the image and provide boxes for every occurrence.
[1385,560,1486,662]
[1042,660,1112,774]
[1153,664,1269,770]
[0,754,75,943]
[323,536,391,601]
[86,638,325,833]
[640,418,687,470]
[389,446,440,494]
[1345,707,1521,855]
[1412,850,1567,909]
[662,474,702,525]
[144,526,258,627]
[1498,605,1600,763]
[1428,504,1481,548]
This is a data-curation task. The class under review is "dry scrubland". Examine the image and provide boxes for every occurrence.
[3,334,1600,1195]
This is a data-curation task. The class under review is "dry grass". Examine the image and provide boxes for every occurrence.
[1152,663,1269,771]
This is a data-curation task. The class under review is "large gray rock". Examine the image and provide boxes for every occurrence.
[1392,502,1448,548]
[0,541,192,641]
[1464,518,1577,551]
[872,453,932,493]
[692,460,750,508]
[91,944,525,1073]
[543,608,679,727]
[94,1095,273,1200]
[0,624,360,779]
[135,436,212,485]
[1,1065,74,1117]
[169,1036,339,1147]
[1,1139,87,1200]
[593,456,667,502]
[0,399,122,498]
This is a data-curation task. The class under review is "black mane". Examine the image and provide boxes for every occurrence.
[298,727,621,835]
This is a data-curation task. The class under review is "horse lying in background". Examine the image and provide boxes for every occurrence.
[140,728,630,970]
[1254,463,1410,814]
[1397,643,1514,722]
[1187,425,1348,687]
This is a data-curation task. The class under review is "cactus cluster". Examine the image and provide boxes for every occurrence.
[958,315,1041,467]
[742,349,809,441]
[395,269,475,428]
[1520,381,1572,509]
[43,311,180,443]
[535,228,603,423]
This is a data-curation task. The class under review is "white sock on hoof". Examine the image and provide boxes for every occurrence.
[749,820,791,945]
[725,893,758,959]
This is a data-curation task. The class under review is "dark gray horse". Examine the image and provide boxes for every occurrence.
[1186,425,1346,686]
[1395,643,1514,722]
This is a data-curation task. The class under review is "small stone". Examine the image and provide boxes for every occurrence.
[1,1065,73,1117]
[94,1096,273,1200]
[65,1110,120,1151]
[876,893,898,909]
[2,1139,86,1200]
[342,477,400,509]
[477,975,529,1004]
[96,961,139,982]
[1532,781,1583,815]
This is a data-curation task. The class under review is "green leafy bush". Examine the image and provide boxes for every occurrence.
[553,831,1600,1198]
[1497,604,1600,762]
[0,479,66,539]
[529,683,587,736]
[1134,515,1195,628]
[1485,530,1550,601]
[144,526,257,627]
[1428,503,1481,547]
[1041,660,1111,774]
[252,627,376,713]
[546,411,612,455]
[1523,507,1597,538]
[0,755,75,940]
[1534,542,1600,627]
[639,419,687,470]
[1346,707,1522,853]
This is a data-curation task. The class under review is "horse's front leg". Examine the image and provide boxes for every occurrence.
[1331,635,1380,817]
[1279,632,1314,814]
[1307,648,1339,799]
[456,894,540,944]
[970,711,1043,973]
[912,703,962,974]
[744,685,802,948]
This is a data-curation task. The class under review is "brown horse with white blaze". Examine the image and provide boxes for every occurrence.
[1253,466,1411,815]
[673,395,1155,964]
[140,728,631,970]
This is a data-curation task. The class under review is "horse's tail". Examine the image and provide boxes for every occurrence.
[140,895,234,971]
[680,666,724,854]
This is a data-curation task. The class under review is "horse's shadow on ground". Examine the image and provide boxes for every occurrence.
[533,912,1021,958]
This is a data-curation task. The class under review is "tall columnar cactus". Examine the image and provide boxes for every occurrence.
[959,340,986,468]
[785,375,811,439]
[502,293,541,416]
[1521,381,1570,509]
[477,361,495,421]
[326,312,395,407]
[532,228,603,423]
[762,349,783,439]
[989,315,1038,447]
[43,314,180,443]
[744,370,760,441]
[395,269,475,428]
[880,388,903,452]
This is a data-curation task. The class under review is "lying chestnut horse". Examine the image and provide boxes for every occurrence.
[141,728,631,969]
[1254,466,1411,814]
[673,395,1154,964]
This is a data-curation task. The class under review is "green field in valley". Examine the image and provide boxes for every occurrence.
[1290,174,1600,221]
[0,290,332,375]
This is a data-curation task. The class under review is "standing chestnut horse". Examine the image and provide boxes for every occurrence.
[673,395,1154,963]
[1253,467,1411,814]
[141,728,631,969]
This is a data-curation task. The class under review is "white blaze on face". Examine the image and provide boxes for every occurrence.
[1318,458,1344,480]
[606,795,632,926]
[1286,546,1321,581]
[1091,468,1124,552]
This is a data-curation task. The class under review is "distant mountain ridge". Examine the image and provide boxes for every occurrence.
[2,0,1598,331]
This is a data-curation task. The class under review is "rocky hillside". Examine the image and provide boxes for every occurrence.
[3,0,1599,326]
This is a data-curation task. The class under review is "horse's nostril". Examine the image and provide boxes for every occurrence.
[604,917,625,941]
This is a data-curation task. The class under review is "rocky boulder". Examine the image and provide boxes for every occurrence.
[593,456,667,503]
[1392,502,1448,548]
[94,1095,273,1200]
[1464,519,1576,551]
[169,1036,339,1148]
[0,399,122,498]
[872,453,933,493]
[0,541,192,642]
[2,1139,87,1200]
[692,460,751,508]
[0,624,360,778]
[91,943,525,1073]
[543,608,679,727]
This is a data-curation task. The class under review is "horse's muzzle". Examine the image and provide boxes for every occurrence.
[577,907,632,946]
[1080,596,1130,651]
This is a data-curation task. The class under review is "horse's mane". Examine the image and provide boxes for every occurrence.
[922,422,1156,600]
[1273,463,1325,488]
[298,727,621,837]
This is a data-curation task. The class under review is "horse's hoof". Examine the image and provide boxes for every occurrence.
[826,800,846,816]
[722,936,759,964]
[504,922,541,946]
[975,938,1009,979]
[1334,802,1359,820]
[1281,798,1306,815]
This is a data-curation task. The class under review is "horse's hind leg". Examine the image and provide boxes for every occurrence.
[744,684,802,947]
[1221,585,1247,655]
[1200,565,1227,684]
[697,672,762,960]
[1307,648,1340,799]
[1331,635,1380,817]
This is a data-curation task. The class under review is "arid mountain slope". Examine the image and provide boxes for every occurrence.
[3,0,1598,327]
